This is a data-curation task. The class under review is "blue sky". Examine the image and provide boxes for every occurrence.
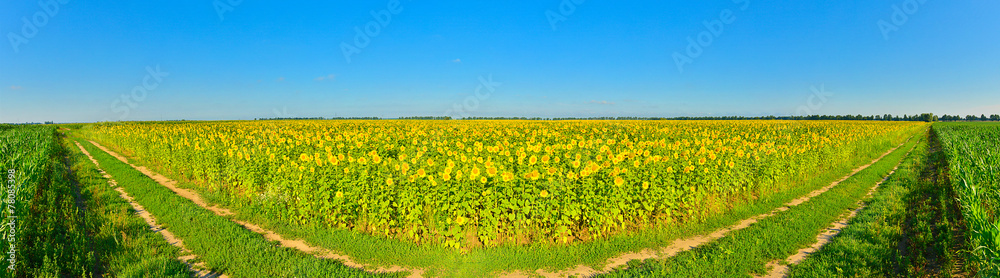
[1,0,998,122]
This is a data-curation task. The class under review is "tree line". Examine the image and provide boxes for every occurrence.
[240,113,1000,122]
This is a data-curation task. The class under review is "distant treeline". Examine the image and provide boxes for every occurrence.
[398,116,452,120]
[4,121,56,125]
[85,113,1000,124]
[461,114,994,122]
[939,114,1000,122]
[254,117,380,120]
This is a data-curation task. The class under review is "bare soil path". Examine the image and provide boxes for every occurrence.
[503,136,916,278]
[75,142,228,278]
[87,140,424,278]
[756,137,920,278]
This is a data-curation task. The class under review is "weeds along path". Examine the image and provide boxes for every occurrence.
[756,136,922,278]
[64,149,102,277]
[507,134,919,278]
[87,140,424,278]
[75,141,227,278]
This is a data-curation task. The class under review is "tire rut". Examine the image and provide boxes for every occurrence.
[86,140,424,278]
[501,135,917,278]
[757,136,920,278]
[75,142,228,278]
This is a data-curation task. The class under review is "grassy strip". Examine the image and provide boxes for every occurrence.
[75,138,402,277]
[91,125,926,276]
[598,130,923,277]
[789,130,951,277]
[63,136,194,277]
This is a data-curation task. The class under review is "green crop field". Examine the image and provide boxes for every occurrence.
[936,122,1000,274]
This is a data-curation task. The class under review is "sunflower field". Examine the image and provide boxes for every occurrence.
[85,120,923,249]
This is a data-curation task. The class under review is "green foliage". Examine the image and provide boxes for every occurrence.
[0,126,92,277]
[935,122,1000,276]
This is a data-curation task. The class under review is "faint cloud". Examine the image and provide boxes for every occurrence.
[315,74,336,81]
[276,77,285,82]
[589,100,615,105]
[9,85,22,90]
[451,58,462,63]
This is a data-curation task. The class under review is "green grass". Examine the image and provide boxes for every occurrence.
[597,129,923,277]
[74,138,404,277]
[64,135,195,277]
[81,124,926,276]
[786,129,967,277]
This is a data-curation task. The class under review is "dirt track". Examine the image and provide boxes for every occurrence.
[87,140,424,278]
[503,136,915,278]
[76,141,228,278]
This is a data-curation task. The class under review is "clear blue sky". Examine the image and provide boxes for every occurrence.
[2,1,998,122]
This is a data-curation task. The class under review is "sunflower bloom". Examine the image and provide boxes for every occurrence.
[501,172,514,182]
